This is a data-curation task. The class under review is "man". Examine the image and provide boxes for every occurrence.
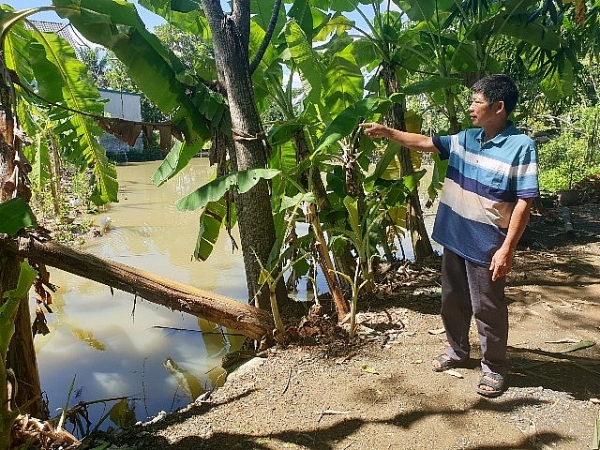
[360,74,539,397]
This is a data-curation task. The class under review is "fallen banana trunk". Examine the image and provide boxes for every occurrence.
[0,236,274,341]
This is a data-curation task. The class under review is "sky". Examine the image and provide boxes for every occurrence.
[3,1,374,32]
[1,0,166,29]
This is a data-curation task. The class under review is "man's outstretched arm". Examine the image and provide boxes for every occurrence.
[360,122,440,154]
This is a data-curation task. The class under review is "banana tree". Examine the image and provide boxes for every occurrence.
[144,1,361,316]
[0,203,44,450]
[258,16,356,313]
[391,0,584,122]
[326,2,437,263]
[3,8,118,206]
[266,9,424,298]
[0,3,126,417]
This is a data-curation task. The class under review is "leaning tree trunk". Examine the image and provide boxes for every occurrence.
[0,236,275,341]
[382,64,434,263]
[201,0,286,311]
[0,58,45,418]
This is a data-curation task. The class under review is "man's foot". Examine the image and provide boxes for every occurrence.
[432,354,467,372]
[476,372,507,398]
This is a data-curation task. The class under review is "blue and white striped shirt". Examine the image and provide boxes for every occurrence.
[432,124,539,266]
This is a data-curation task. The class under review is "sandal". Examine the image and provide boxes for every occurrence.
[476,372,507,398]
[432,354,467,372]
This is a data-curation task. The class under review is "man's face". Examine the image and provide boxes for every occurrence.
[468,92,498,128]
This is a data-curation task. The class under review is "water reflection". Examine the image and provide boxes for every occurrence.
[34,158,247,430]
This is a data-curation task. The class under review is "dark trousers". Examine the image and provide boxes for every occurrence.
[441,249,508,376]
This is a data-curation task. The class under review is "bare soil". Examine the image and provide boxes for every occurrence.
[83,202,600,450]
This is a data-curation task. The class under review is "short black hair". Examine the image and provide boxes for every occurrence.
[471,74,519,115]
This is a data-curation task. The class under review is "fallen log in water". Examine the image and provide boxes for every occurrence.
[0,236,274,341]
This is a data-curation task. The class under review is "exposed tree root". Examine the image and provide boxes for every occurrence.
[11,414,80,449]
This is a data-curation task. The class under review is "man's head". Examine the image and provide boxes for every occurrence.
[471,74,519,115]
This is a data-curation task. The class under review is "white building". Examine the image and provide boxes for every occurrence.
[98,88,144,153]
[31,21,145,155]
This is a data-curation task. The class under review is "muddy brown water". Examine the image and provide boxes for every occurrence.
[33,158,249,431]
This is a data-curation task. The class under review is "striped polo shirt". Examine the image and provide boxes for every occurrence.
[431,123,539,266]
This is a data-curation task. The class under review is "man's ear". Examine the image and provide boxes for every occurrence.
[495,100,506,116]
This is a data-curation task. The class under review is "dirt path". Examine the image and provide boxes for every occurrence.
[83,203,600,450]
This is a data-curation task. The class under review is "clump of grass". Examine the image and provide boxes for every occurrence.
[52,219,96,244]
[29,162,98,244]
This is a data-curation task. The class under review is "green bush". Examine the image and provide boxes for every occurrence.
[537,131,600,193]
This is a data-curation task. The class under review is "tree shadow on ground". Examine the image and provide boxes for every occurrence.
[510,252,600,289]
[83,397,568,449]
[367,288,442,316]
[508,346,600,399]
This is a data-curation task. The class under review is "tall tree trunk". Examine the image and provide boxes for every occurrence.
[1,258,45,418]
[0,56,45,418]
[382,64,434,263]
[201,0,285,311]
